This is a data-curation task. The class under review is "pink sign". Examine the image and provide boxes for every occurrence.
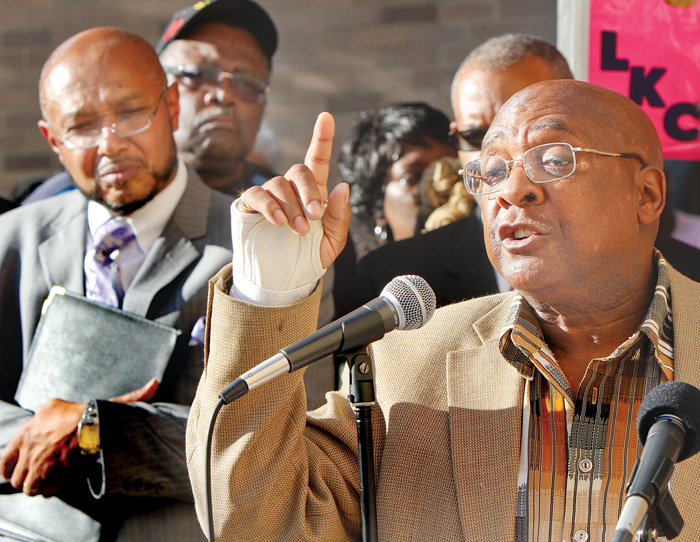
[588,0,700,160]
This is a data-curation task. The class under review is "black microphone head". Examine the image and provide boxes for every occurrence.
[637,381,700,461]
[380,275,436,330]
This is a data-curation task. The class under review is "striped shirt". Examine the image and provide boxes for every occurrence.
[500,252,674,542]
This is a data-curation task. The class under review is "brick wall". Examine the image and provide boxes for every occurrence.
[0,0,557,197]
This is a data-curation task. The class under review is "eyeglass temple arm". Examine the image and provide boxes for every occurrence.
[575,147,647,168]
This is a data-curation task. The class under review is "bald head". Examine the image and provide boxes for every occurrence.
[479,79,666,309]
[37,26,179,215]
[493,79,663,169]
[40,27,166,119]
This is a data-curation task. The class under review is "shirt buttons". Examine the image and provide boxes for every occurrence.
[578,458,593,473]
[573,529,589,541]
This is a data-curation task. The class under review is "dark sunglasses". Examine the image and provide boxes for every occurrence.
[449,126,489,152]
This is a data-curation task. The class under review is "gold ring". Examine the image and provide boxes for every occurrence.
[239,191,255,213]
[23,481,39,496]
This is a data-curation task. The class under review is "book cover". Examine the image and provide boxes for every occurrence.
[15,286,180,412]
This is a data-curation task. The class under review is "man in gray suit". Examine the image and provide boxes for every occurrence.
[0,27,231,541]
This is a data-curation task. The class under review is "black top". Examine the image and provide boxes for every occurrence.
[350,214,499,310]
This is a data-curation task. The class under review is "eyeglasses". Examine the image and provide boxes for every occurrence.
[459,142,646,196]
[163,64,269,104]
[53,87,168,151]
[449,126,489,152]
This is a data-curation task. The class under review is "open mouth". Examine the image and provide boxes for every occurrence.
[498,222,546,248]
[512,227,534,240]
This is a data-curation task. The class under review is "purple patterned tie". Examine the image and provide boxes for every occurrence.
[85,218,137,308]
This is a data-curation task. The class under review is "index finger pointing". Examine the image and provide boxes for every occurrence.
[304,112,335,194]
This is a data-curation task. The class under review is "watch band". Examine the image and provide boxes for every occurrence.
[77,398,100,455]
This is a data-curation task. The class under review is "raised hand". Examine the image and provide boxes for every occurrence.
[237,112,351,269]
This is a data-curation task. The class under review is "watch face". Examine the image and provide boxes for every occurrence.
[78,421,100,454]
[78,400,100,454]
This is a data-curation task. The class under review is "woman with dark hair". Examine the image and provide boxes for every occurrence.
[338,102,457,259]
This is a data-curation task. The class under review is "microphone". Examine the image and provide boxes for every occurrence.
[613,381,700,542]
[219,275,436,404]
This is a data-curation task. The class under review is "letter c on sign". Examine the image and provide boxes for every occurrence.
[664,103,699,142]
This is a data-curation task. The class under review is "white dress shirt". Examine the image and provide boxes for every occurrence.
[85,156,187,291]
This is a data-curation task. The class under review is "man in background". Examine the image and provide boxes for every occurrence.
[20,0,277,204]
[352,34,573,308]
[156,0,278,195]
[158,0,345,404]
[0,27,231,541]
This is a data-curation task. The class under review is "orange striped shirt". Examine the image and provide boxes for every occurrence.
[501,253,674,542]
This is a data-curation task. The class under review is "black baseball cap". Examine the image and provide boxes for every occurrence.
[155,0,278,65]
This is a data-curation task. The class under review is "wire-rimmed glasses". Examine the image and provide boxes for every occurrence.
[53,86,169,151]
[459,142,646,196]
[163,64,269,104]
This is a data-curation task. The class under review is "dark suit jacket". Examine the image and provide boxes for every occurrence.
[654,234,700,282]
[0,167,232,542]
[351,214,499,309]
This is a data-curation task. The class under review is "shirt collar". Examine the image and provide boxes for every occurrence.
[87,155,188,254]
[498,250,674,382]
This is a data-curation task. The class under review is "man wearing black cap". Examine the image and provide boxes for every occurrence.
[156,0,279,196]
[157,0,347,405]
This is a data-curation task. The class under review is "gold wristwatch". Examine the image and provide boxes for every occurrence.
[77,399,100,455]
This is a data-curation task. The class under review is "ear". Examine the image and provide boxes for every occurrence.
[636,165,665,225]
[165,83,180,133]
[38,119,65,165]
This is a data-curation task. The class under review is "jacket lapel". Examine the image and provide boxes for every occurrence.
[122,168,210,315]
[663,267,700,533]
[37,192,88,295]
[447,298,524,540]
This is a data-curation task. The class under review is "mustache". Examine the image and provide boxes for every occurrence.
[193,106,242,130]
[95,156,146,178]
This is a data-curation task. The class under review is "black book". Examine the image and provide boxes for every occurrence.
[15,286,180,412]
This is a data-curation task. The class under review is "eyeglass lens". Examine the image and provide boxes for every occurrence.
[170,66,267,104]
[59,89,166,150]
[463,143,577,195]
[63,113,153,150]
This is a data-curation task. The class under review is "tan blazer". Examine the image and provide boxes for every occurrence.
[187,264,700,541]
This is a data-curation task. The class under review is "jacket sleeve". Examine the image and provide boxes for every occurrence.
[186,265,363,542]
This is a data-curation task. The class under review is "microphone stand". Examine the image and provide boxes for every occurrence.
[637,490,683,541]
[337,346,378,542]
[615,471,684,542]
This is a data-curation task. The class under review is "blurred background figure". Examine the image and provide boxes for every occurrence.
[156,0,278,195]
[16,0,279,206]
[351,33,575,310]
[246,120,284,173]
[338,102,457,259]
[418,156,476,232]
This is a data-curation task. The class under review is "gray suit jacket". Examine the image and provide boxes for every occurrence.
[0,168,232,542]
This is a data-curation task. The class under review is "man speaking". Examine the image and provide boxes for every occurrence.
[187,81,700,541]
